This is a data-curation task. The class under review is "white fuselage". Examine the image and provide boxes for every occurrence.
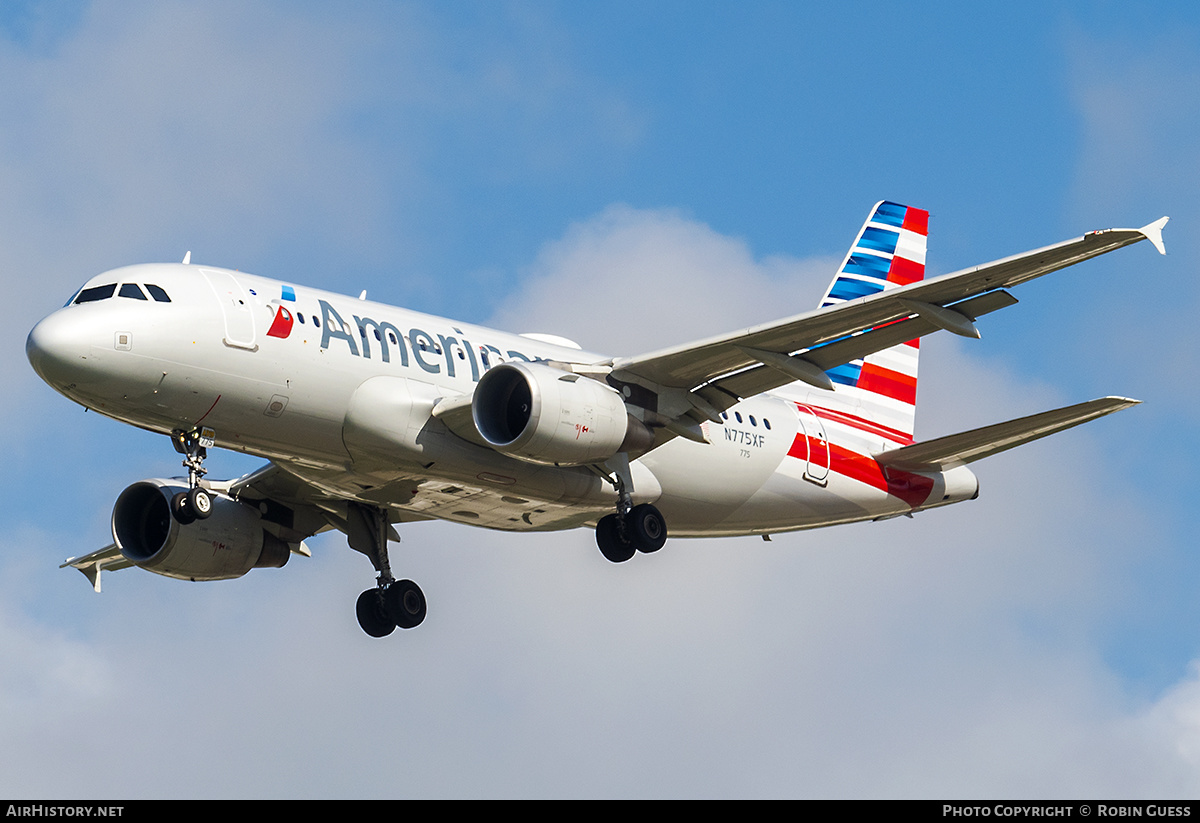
[27,263,978,538]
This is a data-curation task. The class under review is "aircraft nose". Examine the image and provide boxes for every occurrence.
[26,309,93,389]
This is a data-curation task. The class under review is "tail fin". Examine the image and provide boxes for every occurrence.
[819,201,929,441]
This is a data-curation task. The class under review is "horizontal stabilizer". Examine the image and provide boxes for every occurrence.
[874,396,1140,472]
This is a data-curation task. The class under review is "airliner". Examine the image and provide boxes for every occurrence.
[25,202,1168,637]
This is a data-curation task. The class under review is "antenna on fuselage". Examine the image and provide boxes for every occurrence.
[182,251,192,265]
[359,290,367,300]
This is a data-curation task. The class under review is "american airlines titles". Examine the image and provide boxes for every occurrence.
[314,298,535,382]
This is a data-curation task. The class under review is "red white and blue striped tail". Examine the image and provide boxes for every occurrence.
[818,201,929,441]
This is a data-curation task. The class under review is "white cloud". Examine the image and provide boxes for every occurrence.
[487,203,836,355]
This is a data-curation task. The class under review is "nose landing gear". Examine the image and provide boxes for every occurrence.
[169,427,215,525]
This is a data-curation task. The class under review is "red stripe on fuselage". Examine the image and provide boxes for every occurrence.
[787,432,934,508]
[799,403,914,445]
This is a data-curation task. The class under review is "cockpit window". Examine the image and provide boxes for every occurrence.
[74,284,117,304]
[143,284,171,302]
[119,283,148,300]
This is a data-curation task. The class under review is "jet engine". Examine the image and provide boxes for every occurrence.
[472,361,653,466]
[111,479,291,581]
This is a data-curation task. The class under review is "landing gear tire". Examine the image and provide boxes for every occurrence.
[171,491,196,525]
[171,488,213,525]
[628,503,667,553]
[347,504,427,638]
[187,487,213,519]
[356,589,396,638]
[385,579,427,629]
[596,514,635,563]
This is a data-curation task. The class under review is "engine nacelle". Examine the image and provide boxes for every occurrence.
[112,480,291,581]
[472,361,652,466]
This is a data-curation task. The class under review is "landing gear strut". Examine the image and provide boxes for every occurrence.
[594,456,667,562]
[347,502,426,637]
[169,427,215,525]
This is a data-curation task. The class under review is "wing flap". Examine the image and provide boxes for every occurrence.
[873,396,1140,472]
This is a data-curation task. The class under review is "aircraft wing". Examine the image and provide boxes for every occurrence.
[61,544,135,592]
[873,396,1140,472]
[607,219,1167,419]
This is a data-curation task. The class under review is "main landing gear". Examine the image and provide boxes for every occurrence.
[594,456,667,563]
[169,427,215,525]
[347,502,427,637]
[355,580,426,638]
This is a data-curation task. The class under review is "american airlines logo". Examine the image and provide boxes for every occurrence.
[266,305,294,339]
[267,297,538,384]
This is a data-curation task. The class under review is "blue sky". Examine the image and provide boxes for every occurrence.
[3,1,1199,798]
